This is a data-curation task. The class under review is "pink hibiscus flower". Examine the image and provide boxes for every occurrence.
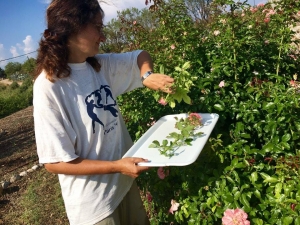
[169,199,180,214]
[146,192,153,202]
[170,44,176,50]
[219,80,225,88]
[222,209,250,225]
[157,167,169,179]
[158,97,167,106]
[290,80,296,87]
[188,113,202,126]
[266,9,275,17]
[250,7,258,13]
[257,3,264,8]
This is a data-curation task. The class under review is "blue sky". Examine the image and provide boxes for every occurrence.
[0,0,266,69]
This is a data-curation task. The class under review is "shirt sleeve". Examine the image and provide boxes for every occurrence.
[33,76,78,164]
[96,50,144,97]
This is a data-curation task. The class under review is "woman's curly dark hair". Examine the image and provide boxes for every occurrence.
[35,0,104,82]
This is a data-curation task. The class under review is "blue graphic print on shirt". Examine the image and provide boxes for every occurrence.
[85,85,118,134]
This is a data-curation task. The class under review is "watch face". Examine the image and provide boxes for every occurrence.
[142,71,153,81]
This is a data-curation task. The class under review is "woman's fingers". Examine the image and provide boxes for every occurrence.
[142,73,175,93]
[120,157,150,178]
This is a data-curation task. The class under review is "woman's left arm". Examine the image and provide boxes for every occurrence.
[137,51,174,93]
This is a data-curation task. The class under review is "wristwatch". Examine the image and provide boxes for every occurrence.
[141,71,153,85]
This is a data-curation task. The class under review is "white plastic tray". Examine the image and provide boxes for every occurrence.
[122,113,219,167]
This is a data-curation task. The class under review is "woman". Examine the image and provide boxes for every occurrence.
[33,0,174,224]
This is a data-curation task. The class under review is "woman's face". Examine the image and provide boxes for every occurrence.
[67,13,106,63]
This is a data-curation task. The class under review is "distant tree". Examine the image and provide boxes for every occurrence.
[4,62,22,79]
[0,67,6,79]
[144,0,215,23]
[184,0,214,22]
[100,7,156,53]
[21,57,36,76]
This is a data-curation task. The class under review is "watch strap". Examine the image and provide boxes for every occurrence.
[141,71,153,85]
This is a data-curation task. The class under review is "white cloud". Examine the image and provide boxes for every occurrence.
[10,46,19,57]
[1,35,38,68]
[11,35,36,56]
[39,0,51,4]
[22,35,35,54]
[101,0,148,23]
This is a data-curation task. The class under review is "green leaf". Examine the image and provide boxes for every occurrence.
[172,92,183,103]
[231,157,239,166]
[252,218,264,225]
[234,191,241,200]
[149,140,160,148]
[182,94,191,104]
[250,172,258,183]
[236,122,244,132]
[224,194,234,202]
[148,143,157,148]
[282,134,291,142]
[232,171,240,184]
[260,172,270,180]
[295,217,300,225]
[214,104,224,111]
[277,116,285,123]
[226,176,235,184]
[182,61,191,70]
[235,162,246,168]
[281,142,290,150]
[159,64,164,74]
[254,190,261,199]
[219,154,224,163]
[162,139,168,146]
[240,193,250,209]
[170,101,176,108]
[264,176,278,183]
[275,183,282,198]
[262,143,274,152]
[282,217,293,224]
[240,133,251,139]
[295,122,300,131]
[175,66,181,72]
[263,102,275,111]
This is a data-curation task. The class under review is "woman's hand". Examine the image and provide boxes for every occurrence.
[117,157,150,178]
[142,73,175,93]
[137,51,175,93]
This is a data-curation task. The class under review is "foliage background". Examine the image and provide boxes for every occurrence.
[102,0,300,224]
[1,0,300,223]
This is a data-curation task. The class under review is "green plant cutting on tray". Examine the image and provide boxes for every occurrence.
[149,113,203,157]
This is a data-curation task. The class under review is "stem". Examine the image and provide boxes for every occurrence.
[276,35,284,78]
[230,5,238,80]
[233,41,237,80]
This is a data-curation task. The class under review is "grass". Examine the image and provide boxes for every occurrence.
[20,169,68,225]
[0,80,33,119]
[1,168,69,225]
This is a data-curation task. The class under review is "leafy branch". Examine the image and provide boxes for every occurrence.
[149,113,203,157]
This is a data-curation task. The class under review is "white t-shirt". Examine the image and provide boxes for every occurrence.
[33,50,143,225]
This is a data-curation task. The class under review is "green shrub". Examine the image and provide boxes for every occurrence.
[9,81,19,90]
[0,83,6,91]
[114,0,300,224]
[0,78,33,119]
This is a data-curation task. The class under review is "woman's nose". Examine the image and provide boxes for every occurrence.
[99,32,106,42]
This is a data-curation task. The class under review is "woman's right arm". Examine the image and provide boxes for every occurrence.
[44,157,149,178]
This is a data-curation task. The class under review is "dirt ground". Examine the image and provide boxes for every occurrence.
[0,106,41,224]
[0,106,37,181]
[0,79,22,86]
